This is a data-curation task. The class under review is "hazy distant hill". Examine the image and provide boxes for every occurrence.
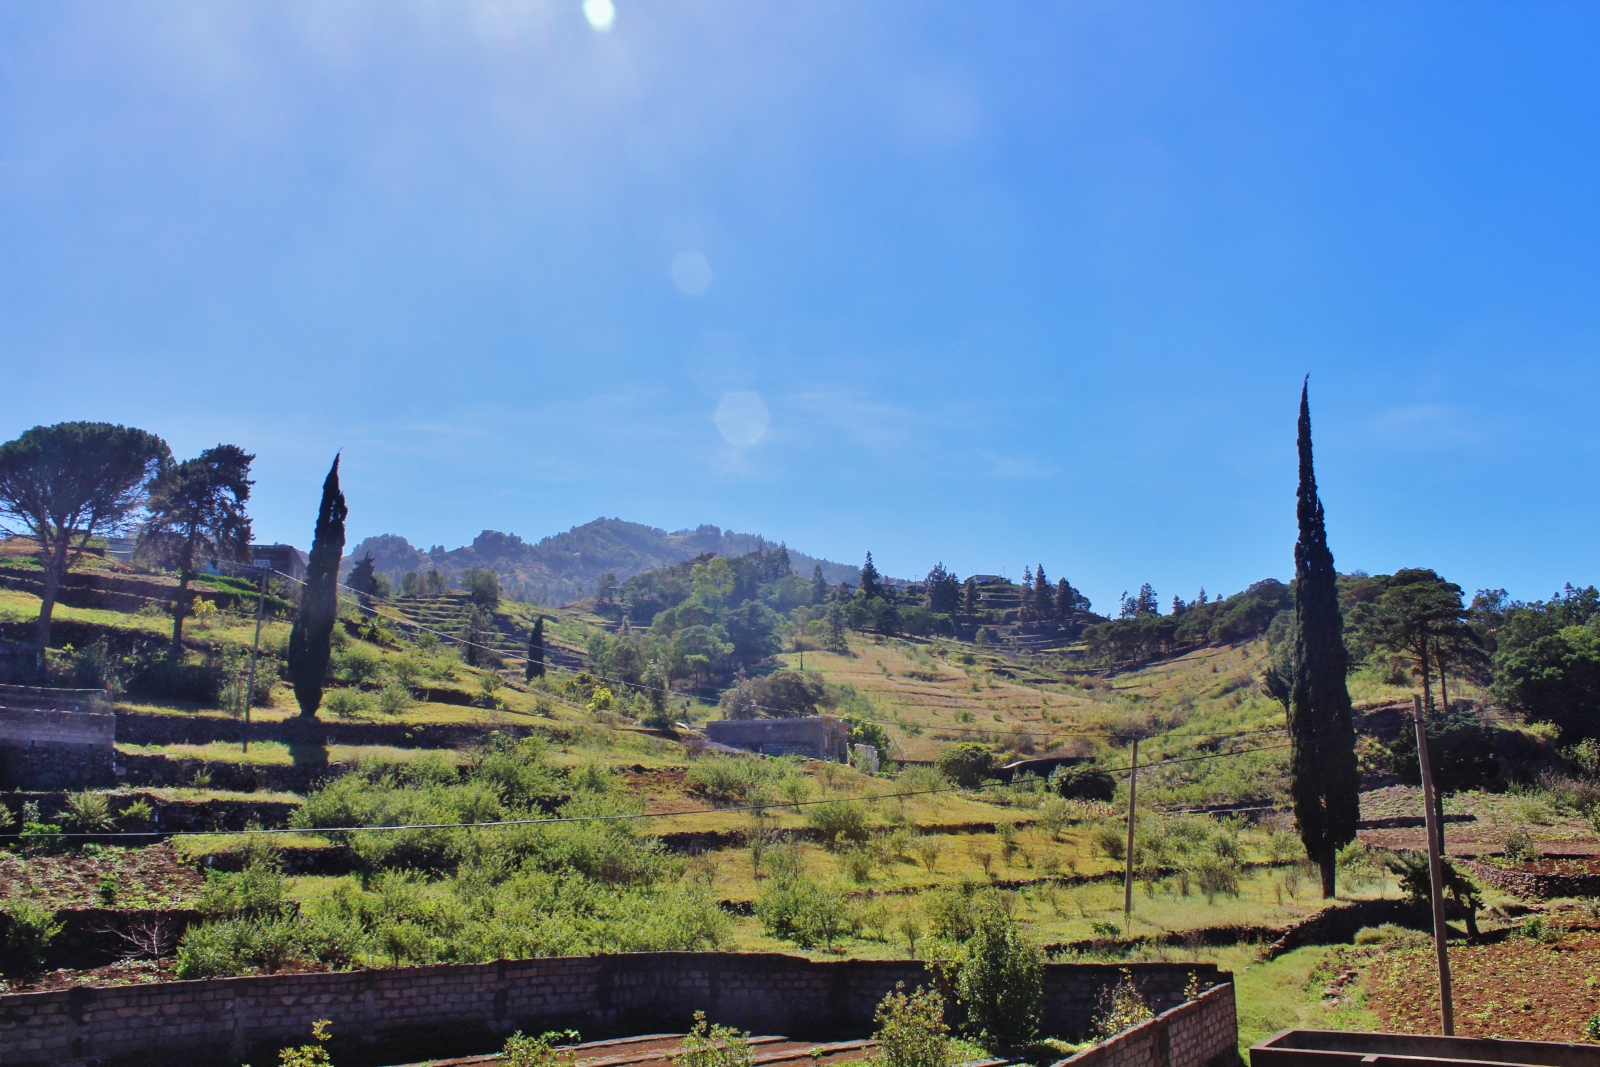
[340,517,861,605]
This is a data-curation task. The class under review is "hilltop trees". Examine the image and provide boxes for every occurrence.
[347,553,383,606]
[141,445,255,653]
[1486,584,1600,741]
[1352,569,1484,716]
[926,563,962,614]
[0,422,170,652]
[287,457,347,719]
[1286,382,1359,898]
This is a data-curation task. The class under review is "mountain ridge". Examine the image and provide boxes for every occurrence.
[338,516,863,604]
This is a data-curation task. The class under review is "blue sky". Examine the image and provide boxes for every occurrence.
[3,1,1598,610]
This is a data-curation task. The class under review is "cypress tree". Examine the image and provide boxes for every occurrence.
[811,564,828,605]
[1035,564,1053,617]
[286,456,347,718]
[1289,380,1361,898]
[526,616,546,681]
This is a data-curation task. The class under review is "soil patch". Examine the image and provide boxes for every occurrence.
[0,841,203,908]
[1364,922,1600,1042]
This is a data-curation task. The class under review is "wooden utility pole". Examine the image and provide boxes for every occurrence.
[242,568,267,755]
[1434,646,1452,856]
[1414,693,1455,1035]
[1124,738,1139,921]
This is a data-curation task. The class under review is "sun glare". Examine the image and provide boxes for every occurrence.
[582,0,615,32]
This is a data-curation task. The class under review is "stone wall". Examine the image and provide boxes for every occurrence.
[1052,981,1238,1067]
[0,703,117,790]
[0,952,1226,1067]
[1460,857,1600,901]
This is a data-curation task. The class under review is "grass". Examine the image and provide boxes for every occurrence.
[117,741,468,768]
[1234,944,1381,1054]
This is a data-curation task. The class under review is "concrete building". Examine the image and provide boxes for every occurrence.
[248,544,308,581]
[703,716,851,762]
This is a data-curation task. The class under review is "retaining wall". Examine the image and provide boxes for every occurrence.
[0,953,1226,1067]
[1053,981,1238,1067]
[1460,858,1600,901]
[0,705,117,789]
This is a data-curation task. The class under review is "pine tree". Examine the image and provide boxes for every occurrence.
[286,456,347,718]
[1020,567,1034,621]
[1034,564,1053,617]
[1055,578,1073,620]
[811,564,828,605]
[1134,583,1160,617]
[526,616,546,681]
[860,552,884,600]
[1289,380,1360,898]
[963,576,978,614]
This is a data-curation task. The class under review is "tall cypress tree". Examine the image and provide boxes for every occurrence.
[811,564,828,605]
[526,616,546,681]
[287,456,347,718]
[1289,381,1360,898]
[860,552,883,600]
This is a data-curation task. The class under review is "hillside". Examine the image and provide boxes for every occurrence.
[340,518,863,604]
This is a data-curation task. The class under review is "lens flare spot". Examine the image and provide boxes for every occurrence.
[714,392,770,447]
[671,250,712,296]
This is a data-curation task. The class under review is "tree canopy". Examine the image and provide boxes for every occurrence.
[0,421,170,651]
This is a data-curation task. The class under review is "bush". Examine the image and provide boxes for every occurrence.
[332,644,384,684]
[119,798,154,830]
[1090,821,1126,861]
[922,887,977,942]
[1051,766,1116,802]
[806,799,869,844]
[756,876,854,949]
[277,1020,333,1067]
[955,913,1043,1049]
[1090,971,1153,1041]
[869,984,952,1067]
[377,680,414,716]
[501,1029,580,1067]
[937,744,996,789]
[671,1012,755,1067]
[3,901,62,969]
[1503,828,1541,864]
[61,790,113,834]
[322,688,371,719]
[1193,858,1240,904]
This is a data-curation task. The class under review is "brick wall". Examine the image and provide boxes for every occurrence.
[0,953,1226,1067]
[1052,981,1238,1067]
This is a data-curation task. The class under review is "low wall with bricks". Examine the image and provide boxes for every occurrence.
[1054,981,1238,1067]
[0,953,1227,1067]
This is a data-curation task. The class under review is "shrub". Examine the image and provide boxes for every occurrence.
[806,799,868,844]
[61,790,113,834]
[1090,821,1126,861]
[869,984,951,1067]
[955,913,1043,1049]
[119,798,154,829]
[937,744,996,789]
[277,1020,333,1067]
[1051,766,1116,802]
[332,644,384,684]
[671,1012,755,1067]
[756,876,854,949]
[3,901,62,969]
[322,688,371,719]
[922,887,977,942]
[1503,828,1541,864]
[501,1029,580,1067]
[1090,971,1154,1041]
[843,847,875,883]
[911,835,943,872]
[377,680,414,716]
[1193,858,1240,904]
